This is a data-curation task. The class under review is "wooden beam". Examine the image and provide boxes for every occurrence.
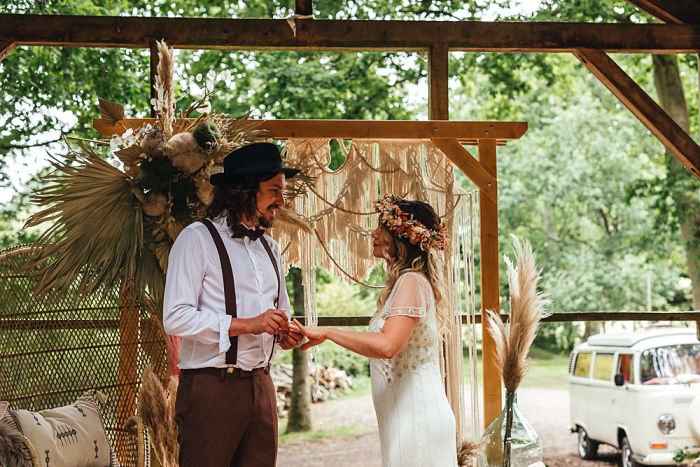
[295,0,313,16]
[428,44,449,120]
[290,310,700,326]
[478,138,501,428]
[625,0,700,24]
[5,311,699,330]
[0,41,16,61]
[2,14,700,53]
[575,48,700,181]
[93,118,527,141]
[430,139,497,202]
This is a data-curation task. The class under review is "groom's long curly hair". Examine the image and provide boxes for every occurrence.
[204,172,278,230]
[376,199,447,334]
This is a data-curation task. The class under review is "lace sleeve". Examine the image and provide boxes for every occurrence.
[388,272,429,318]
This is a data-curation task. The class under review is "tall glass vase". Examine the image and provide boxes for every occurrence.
[479,390,543,466]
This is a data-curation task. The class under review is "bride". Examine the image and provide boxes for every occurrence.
[292,194,458,467]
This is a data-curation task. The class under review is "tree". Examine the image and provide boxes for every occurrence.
[651,54,700,308]
[286,267,312,433]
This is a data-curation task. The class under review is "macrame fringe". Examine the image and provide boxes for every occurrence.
[271,138,480,442]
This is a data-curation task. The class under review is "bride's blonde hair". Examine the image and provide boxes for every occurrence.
[375,199,447,334]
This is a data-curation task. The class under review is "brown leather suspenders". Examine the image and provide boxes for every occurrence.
[201,219,282,367]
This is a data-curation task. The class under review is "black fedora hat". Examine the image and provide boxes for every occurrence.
[210,142,301,186]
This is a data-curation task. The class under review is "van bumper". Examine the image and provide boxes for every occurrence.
[632,452,694,465]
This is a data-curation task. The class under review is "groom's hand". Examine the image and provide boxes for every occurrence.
[279,328,303,349]
[246,309,289,335]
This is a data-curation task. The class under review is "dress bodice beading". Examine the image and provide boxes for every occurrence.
[368,272,440,385]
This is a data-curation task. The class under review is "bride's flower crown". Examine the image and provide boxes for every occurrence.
[372,194,448,252]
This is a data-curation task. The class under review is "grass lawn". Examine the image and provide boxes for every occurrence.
[278,374,372,444]
[464,347,570,390]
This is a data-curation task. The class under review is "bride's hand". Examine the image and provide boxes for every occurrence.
[291,319,328,351]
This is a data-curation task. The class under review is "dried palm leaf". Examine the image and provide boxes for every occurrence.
[98,98,125,127]
[114,145,145,167]
[284,162,316,201]
[138,365,179,467]
[275,205,313,234]
[24,148,160,299]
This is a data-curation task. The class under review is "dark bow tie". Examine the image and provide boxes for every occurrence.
[231,225,265,241]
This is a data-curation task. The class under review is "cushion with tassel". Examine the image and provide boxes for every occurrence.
[0,392,119,467]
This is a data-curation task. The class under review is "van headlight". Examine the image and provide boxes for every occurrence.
[657,414,676,434]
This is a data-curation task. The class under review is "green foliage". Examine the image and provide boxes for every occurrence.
[313,339,369,377]
[2,0,700,356]
[316,279,378,317]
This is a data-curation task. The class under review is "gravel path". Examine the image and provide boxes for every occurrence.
[277,387,623,466]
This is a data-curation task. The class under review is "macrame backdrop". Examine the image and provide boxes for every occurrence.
[270,138,482,442]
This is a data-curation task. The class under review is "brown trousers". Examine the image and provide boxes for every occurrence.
[175,368,278,467]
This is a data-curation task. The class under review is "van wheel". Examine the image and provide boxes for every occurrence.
[577,427,598,460]
[620,436,638,467]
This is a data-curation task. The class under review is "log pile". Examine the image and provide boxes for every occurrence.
[271,363,354,417]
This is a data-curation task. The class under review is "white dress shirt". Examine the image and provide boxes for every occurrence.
[163,216,291,371]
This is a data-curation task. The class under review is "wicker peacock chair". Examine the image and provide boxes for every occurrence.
[0,244,168,467]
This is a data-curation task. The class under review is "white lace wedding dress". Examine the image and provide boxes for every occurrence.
[368,272,458,467]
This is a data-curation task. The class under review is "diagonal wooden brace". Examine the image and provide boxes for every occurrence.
[624,0,700,24]
[430,138,497,203]
[0,41,16,61]
[574,48,700,181]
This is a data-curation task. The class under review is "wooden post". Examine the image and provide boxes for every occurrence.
[295,0,313,16]
[479,138,501,427]
[117,284,139,463]
[149,39,159,118]
[428,44,449,120]
[0,41,16,61]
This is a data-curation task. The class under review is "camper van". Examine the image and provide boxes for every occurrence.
[569,327,700,466]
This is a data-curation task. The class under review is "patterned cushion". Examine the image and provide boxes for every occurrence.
[0,392,119,467]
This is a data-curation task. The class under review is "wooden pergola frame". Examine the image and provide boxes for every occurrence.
[2,0,700,428]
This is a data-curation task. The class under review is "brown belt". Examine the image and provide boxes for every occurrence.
[181,366,269,381]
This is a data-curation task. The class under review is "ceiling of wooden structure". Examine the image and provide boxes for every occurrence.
[0,0,698,180]
[0,14,698,52]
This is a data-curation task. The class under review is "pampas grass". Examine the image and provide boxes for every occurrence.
[138,365,179,467]
[458,439,481,466]
[154,40,175,138]
[486,236,547,392]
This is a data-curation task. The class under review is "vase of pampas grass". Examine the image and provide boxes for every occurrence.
[479,237,547,467]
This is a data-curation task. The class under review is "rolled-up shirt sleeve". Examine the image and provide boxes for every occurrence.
[163,227,232,352]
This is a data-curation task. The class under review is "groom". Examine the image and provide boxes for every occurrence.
[163,142,303,466]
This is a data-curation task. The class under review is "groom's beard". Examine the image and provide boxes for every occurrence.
[257,205,280,229]
[258,214,274,229]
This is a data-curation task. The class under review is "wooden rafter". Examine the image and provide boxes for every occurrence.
[0,41,16,61]
[574,48,700,181]
[1,14,699,53]
[295,0,313,16]
[625,0,700,24]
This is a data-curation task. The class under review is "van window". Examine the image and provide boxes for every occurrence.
[641,344,700,385]
[617,353,634,383]
[593,353,614,381]
[573,352,592,377]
